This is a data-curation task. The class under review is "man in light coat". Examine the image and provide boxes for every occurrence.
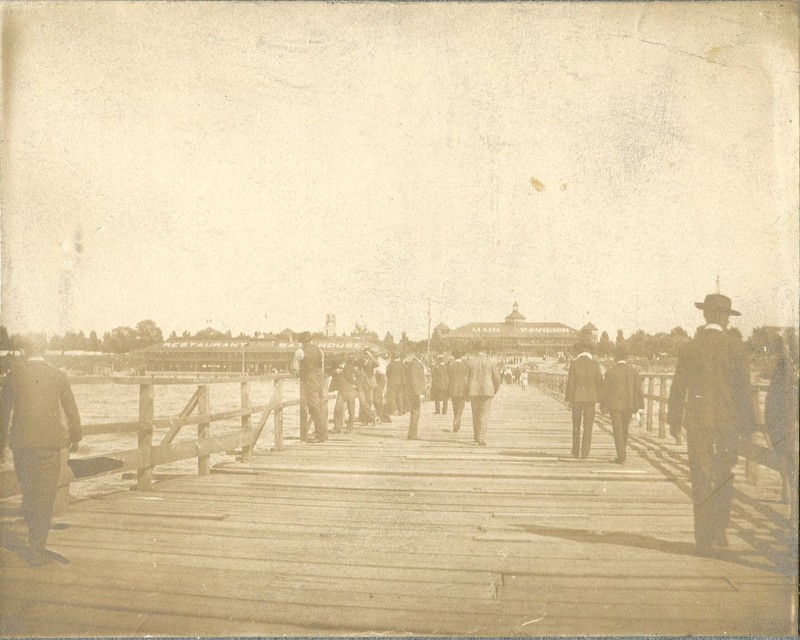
[0,337,82,566]
[466,343,501,446]
[602,345,643,463]
[565,342,604,459]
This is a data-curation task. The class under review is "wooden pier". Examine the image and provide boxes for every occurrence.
[1,382,796,636]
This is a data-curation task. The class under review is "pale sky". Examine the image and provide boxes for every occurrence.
[1,1,798,341]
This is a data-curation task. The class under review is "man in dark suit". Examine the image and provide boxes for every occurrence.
[404,351,426,440]
[466,343,501,445]
[667,294,755,555]
[290,332,327,443]
[330,357,357,433]
[431,357,449,415]
[386,353,405,415]
[0,337,82,566]
[447,349,469,433]
[565,341,604,459]
[602,345,643,463]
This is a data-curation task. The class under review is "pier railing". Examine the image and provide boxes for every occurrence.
[531,370,782,479]
[1,373,335,500]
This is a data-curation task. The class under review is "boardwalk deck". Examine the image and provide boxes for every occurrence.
[1,385,796,636]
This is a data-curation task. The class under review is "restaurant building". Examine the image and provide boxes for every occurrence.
[444,303,581,359]
[138,335,379,374]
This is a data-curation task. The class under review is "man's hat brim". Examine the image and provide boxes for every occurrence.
[695,301,741,316]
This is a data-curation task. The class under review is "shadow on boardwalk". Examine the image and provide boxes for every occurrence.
[0,385,796,636]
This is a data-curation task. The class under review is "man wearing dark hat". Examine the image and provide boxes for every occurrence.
[0,337,82,566]
[667,293,755,555]
[290,332,327,443]
[565,341,604,459]
[601,345,643,463]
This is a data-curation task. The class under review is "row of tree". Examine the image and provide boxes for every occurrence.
[0,321,794,360]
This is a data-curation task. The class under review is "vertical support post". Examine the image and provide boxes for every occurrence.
[198,385,210,475]
[273,378,284,452]
[658,376,668,438]
[138,383,154,490]
[646,376,655,433]
[241,380,252,461]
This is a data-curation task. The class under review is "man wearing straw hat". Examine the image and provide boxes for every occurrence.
[667,293,755,555]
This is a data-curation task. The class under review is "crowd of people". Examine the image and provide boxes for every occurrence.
[290,333,503,445]
[0,292,796,565]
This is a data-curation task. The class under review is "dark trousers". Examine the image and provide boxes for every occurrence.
[451,397,466,432]
[13,448,61,552]
[406,394,422,439]
[301,380,327,441]
[433,390,448,414]
[571,402,595,458]
[470,396,493,444]
[333,390,356,432]
[686,425,738,546]
[610,411,632,462]
[388,386,405,414]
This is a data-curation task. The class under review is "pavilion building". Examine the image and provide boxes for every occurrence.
[443,303,581,359]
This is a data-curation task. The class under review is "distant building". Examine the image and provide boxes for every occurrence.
[444,302,581,358]
[138,335,380,374]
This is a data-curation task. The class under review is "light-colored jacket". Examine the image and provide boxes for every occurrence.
[466,354,501,397]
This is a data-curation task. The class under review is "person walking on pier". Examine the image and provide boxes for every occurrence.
[667,293,755,555]
[290,332,327,443]
[431,357,449,415]
[0,337,82,566]
[404,351,426,440]
[447,349,469,433]
[466,342,501,446]
[374,350,391,423]
[386,353,405,415]
[601,345,643,463]
[565,342,604,459]
[331,357,357,433]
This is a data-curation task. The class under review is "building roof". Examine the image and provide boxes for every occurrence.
[434,322,451,334]
[505,302,526,323]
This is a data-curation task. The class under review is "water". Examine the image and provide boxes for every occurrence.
[48,378,303,499]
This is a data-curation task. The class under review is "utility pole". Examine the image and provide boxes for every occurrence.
[715,275,721,294]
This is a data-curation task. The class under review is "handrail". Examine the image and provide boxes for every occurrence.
[0,374,335,500]
[530,370,782,476]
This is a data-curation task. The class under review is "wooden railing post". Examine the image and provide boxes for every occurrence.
[197,385,210,475]
[241,380,252,461]
[138,383,154,490]
[273,378,284,452]
[658,376,668,438]
[646,376,655,433]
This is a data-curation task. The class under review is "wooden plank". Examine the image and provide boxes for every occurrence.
[137,383,154,490]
